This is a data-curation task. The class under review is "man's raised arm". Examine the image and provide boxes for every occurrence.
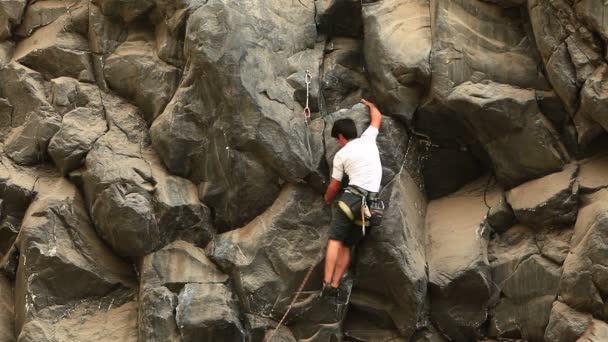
[361,99,382,129]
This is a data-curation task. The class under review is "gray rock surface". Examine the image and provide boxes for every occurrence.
[352,170,427,340]
[0,0,26,40]
[506,164,579,230]
[448,82,568,187]
[427,178,499,341]
[2,0,608,340]
[104,34,180,122]
[14,177,135,331]
[176,283,246,342]
[17,300,138,342]
[0,274,14,342]
[363,0,431,121]
[560,189,608,319]
[151,0,320,230]
[544,301,592,342]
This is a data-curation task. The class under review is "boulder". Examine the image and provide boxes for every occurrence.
[17,300,138,342]
[578,151,608,193]
[140,240,228,291]
[429,0,548,105]
[139,241,228,342]
[537,229,572,265]
[579,65,608,133]
[527,0,603,117]
[93,0,155,22]
[427,177,498,341]
[486,192,515,234]
[14,178,135,331]
[151,0,320,230]
[83,94,214,257]
[0,0,26,40]
[176,283,246,342]
[544,301,592,342]
[0,41,13,66]
[4,109,61,166]
[506,164,578,230]
[315,0,362,37]
[575,1,608,41]
[0,274,14,342]
[363,0,431,121]
[321,38,370,113]
[104,36,180,122]
[578,320,608,342]
[48,107,107,174]
[139,287,180,342]
[490,255,561,341]
[489,225,539,286]
[0,63,53,127]
[15,0,70,37]
[49,77,103,115]
[88,3,126,54]
[13,10,94,81]
[351,169,427,340]
[447,81,569,187]
[559,189,608,318]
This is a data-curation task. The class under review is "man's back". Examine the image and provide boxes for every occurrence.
[332,126,382,193]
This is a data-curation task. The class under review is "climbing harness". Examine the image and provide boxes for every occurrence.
[303,70,312,125]
[337,185,384,236]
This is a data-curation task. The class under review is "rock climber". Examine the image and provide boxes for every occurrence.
[321,98,383,299]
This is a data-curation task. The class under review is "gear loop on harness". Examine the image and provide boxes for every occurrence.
[304,70,312,125]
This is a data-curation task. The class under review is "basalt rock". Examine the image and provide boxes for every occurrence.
[350,169,427,340]
[560,189,608,318]
[14,177,135,332]
[427,178,500,341]
[151,0,321,230]
[0,273,14,342]
[363,0,431,122]
[506,164,578,230]
[544,301,592,342]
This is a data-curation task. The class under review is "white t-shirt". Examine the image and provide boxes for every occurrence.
[331,126,382,192]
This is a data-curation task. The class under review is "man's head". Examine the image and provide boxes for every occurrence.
[331,119,357,146]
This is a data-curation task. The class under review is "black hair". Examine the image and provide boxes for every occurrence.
[331,118,357,140]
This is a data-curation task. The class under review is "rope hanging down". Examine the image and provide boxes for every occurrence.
[303,70,312,125]
[264,249,325,341]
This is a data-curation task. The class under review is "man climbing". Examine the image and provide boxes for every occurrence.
[321,98,383,298]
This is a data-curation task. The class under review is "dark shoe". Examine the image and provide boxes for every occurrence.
[320,282,338,299]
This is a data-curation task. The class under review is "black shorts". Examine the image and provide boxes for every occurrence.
[329,192,365,246]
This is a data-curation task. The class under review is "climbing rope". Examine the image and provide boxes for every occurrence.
[264,248,325,341]
[303,70,312,125]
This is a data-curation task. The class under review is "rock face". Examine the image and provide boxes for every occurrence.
[2,0,608,341]
[426,178,499,341]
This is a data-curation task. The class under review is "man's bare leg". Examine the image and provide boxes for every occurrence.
[324,239,342,285]
[330,246,351,288]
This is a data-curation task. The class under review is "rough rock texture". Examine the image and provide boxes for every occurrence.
[544,301,592,342]
[560,189,608,319]
[14,177,136,330]
[0,274,14,342]
[2,0,608,340]
[427,178,500,341]
[139,240,229,342]
[506,164,579,229]
[349,169,427,340]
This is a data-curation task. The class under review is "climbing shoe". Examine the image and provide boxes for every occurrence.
[320,282,339,299]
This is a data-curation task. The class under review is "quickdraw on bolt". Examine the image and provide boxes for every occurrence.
[304,70,312,125]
